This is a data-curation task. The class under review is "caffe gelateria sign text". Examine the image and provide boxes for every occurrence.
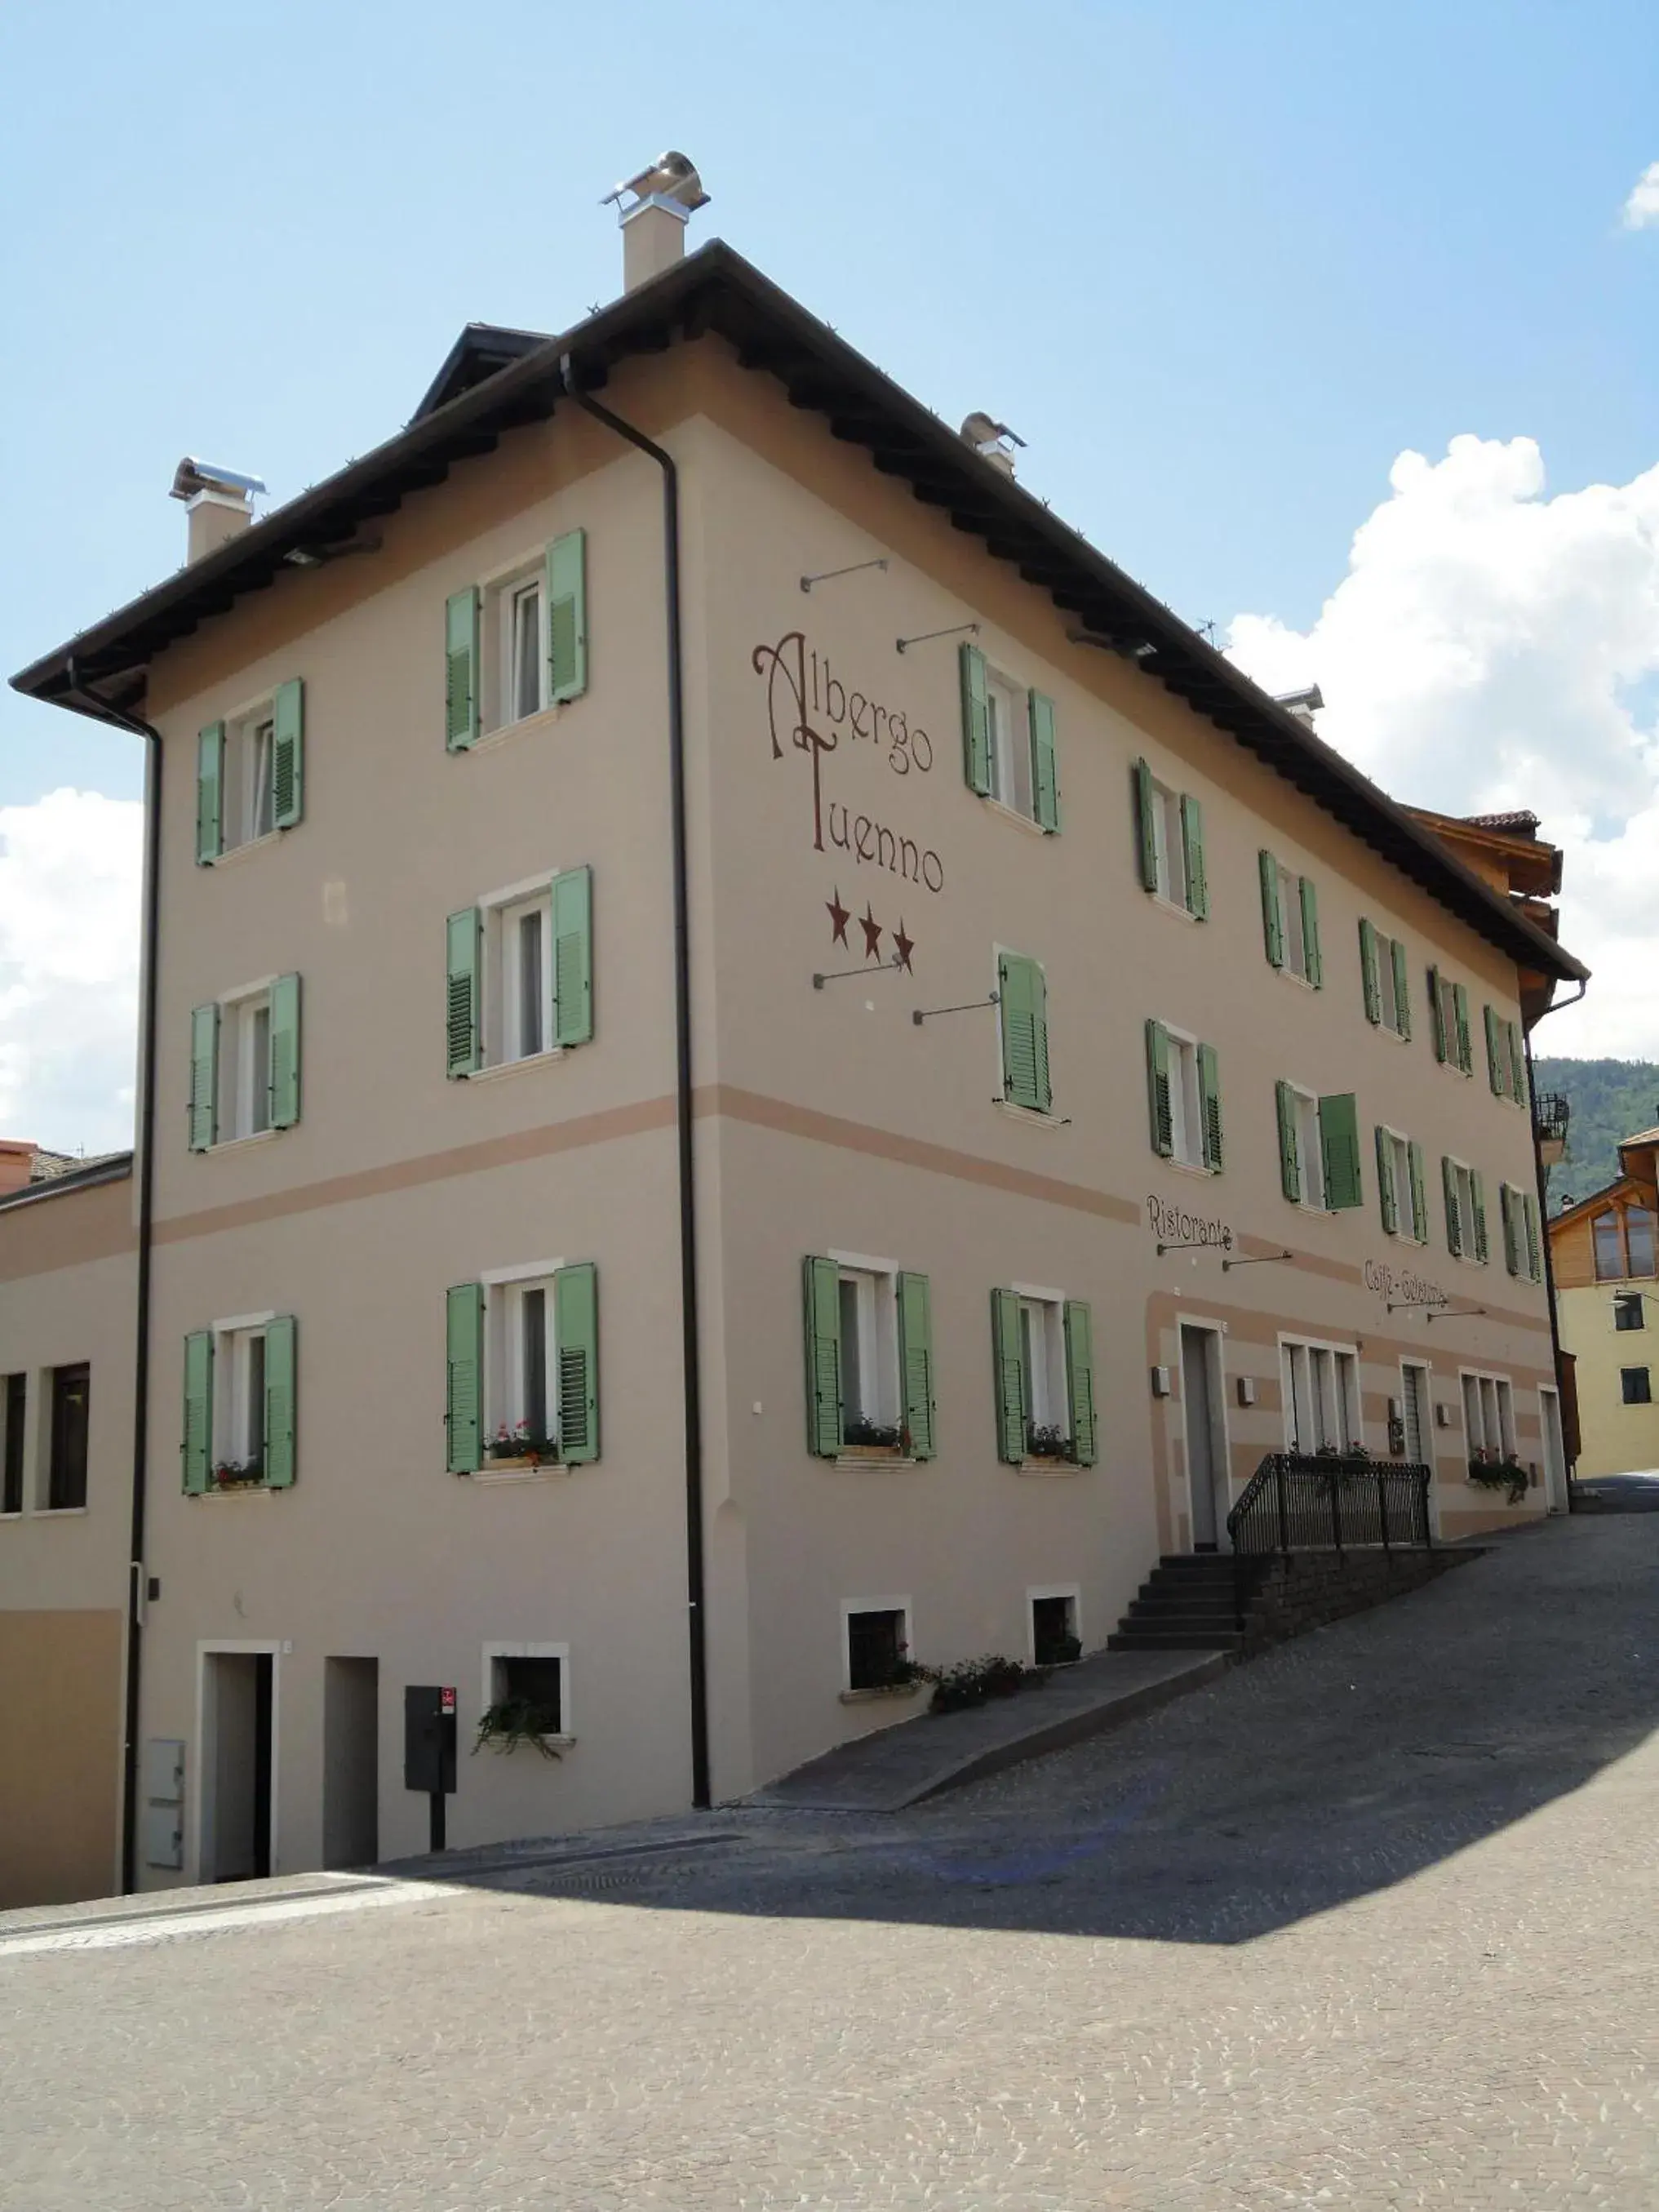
[1364,1258,1449,1306]
[752,629,946,893]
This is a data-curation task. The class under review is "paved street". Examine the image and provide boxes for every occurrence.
[3,1513,1657,2209]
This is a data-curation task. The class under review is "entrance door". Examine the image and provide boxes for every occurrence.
[202,1651,274,1883]
[1401,1362,1430,1464]
[1540,1385,1569,1513]
[322,1657,380,1869]
[1181,1325,1227,1550]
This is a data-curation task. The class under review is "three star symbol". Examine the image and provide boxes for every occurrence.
[826,886,915,971]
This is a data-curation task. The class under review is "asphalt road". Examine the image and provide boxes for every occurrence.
[2,1512,1657,2209]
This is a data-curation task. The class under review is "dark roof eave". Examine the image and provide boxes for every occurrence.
[8,242,1587,988]
[0,1151,133,1214]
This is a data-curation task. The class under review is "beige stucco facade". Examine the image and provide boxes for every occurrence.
[2,271,1577,1899]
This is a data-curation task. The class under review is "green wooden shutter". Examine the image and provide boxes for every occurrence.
[1300,877,1322,988]
[445,587,479,750]
[554,1262,599,1463]
[268,974,301,1129]
[1319,1093,1363,1210]
[1028,691,1059,832]
[1064,1299,1098,1467]
[1453,983,1472,1073]
[1484,1004,1504,1095]
[1442,1157,1463,1256]
[196,723,224,864]
[1524,1193,1541,1281]
[1145,1019,1173,1157]
[1359,918,1382,1025]
[445,1283,483,1474]
[1506,1022,1527,1106]
[182,1330,214,1494]
[1427,966,1448,1063]
[188,1003,219,1153]
[446,907,481,1077]
[263,1315,297,1488]
[1471,1171,1488,1263]
[1376,1126,1398,1235]
[1258,851,1284,968]
[1133,761,1158,891]
[802,1256,843,1457]
[998,953,1050,1113]
[991,1288,1026,1464]
[1391,939,1412,1041]
[898,1272,935,1459]
[1197,1041,1223,1170]
[272,677,304,829]
[1408,1140,1428,1242]
[552,866,593,1048]
[1500,1184,1519,1276]
[547,529,588,704]
[960,642,991,795]
[1275,1079,1301,1202]
[1180,794,1207,918]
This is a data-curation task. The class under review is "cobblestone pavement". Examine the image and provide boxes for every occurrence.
[4,1515,1658,2209]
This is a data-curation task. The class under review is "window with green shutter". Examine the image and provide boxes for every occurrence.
[1470,1170,1488,1263]
[1427,965,1448,1062]
[990,1288,1027,1464]
[898,1272,936,1459]
[1299,876,1322,987]
[1145,1019,1173,1158]
[1133,761,1159,891]
[1259,851,1284,968]
[1375,1125,1399,1235]
[998,951,1051,1113]
[1318,1093,1363,1210]
[1063,1299,1097,1467]
[802,1256,843,1457]
[547,530,588,704]
[1391,939,1412,1041]
[445,588,480,750]
[446,908,481,1077]
[196,723,224,864]
[446,1283,484,1474]
[1028,691,1060,832]
[182,1330,214,1494]
[264,1316,297,1488]
[189,1004,219,1153]
[269,974,301,1129]
[960,642,991,796]
[1484,1004,1506,1095]
[272,678,304,829]
[550,866,594,1048]
[1196,1042,1223,1171]
[1360,919,1382,1025]
[1408,1140,1428,1243]
[1179,795,1207,918]
[1275,1079,1302,1202]
[553,1262,599,1463]
[1453,983,1472,1073]
[1443,1155,1464,1256]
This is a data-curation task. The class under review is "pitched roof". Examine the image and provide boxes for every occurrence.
[0,1149,132,1214]
[10,241,1586,988]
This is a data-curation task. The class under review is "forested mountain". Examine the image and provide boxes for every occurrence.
[1533,1059,1659,1209]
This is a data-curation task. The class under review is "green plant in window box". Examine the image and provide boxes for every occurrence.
[1025,1423,1076,1464]
[842,1417,905,1455]
[863,1641,932,1691]
[1467,1451,1528,1504]
[929,1654,1049,1713]
[211,1459,264,1490]
[1034,1630,1084,1668]
[472,1697,565,1759]
[487,1421,558,1468]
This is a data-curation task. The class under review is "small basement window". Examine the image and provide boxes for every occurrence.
[490,1653,563,1735]
[845,1606,911,1692]
[1031,1592,1080,1667]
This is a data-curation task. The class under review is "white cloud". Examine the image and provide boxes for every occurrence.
[0,788,142,1155]
[1225,433,1659,1059]
[1621,161,1659,229]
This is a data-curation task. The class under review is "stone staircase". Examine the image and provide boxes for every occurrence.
[1107,1553,1256,1654]
[1107,1545,1476,1657]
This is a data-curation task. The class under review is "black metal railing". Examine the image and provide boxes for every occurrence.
[1227,1452,1434,1560]
[1534,1092,1570,1148]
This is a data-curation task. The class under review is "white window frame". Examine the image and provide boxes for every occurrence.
[481,1640,574,1743]
[1626,1205,1658,1281]
[215,976,278,1144]
[474,873,561,1075]
[983,664,1034,821]
[1459,1367,1516,1459]
[1010,1281,1069,1441]
[480,1259,566,1455]
[827,1249,902,1434]
[1279,1333,1361,1455]
[1379,1125,1417,1242]
[1447,1155,1480,1262]
[1277,864,1311,983]
[1286,1082,1326,1210]
[1027,1583,1082,1666]
[1148,775,1189,911]
[1163,1024,1205,1170]
[211,1309,275,1477]
[215,691,279,857]
[840,1595,913,1694]
[478,555,549,735]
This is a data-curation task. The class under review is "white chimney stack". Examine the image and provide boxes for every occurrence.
[960,413,1026,477]
[1274,684,1324,729]
[170,458,266,564]
[601,150,710,292]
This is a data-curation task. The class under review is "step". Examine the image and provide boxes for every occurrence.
[1125,1599,1243,1625]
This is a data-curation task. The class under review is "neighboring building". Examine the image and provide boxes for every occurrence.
[1550,1125,1659,1478]
[3,170,1586,1900]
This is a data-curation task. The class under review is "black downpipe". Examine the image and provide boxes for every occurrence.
[558,358,710,1809]
[66,658,162,1890]
[1527,978,1588,1508]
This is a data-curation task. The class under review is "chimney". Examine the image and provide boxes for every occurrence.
[0,1142,38,1197]
[170,457,267,564]
[1274,684,1324,729]
[601,150,710,291]
[960,413,1026,477]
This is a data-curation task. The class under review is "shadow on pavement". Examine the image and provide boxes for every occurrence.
[393,1516,1659,1946]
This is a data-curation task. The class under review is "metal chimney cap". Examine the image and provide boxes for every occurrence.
[601,149,710,217]
[1274,683,1325,714]
[171,457,267,504]
[960,411,1026,451]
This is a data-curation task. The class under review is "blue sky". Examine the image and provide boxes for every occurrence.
[3,1,1659,1146]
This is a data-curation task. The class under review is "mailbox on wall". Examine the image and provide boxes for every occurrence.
[404,1686,457,1850]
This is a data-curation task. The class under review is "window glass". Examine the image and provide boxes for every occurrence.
[47,1362,90,1510]
[1626,1207,1657,1278]
[1279,868,1306,979]
[511,581,542,722]
[1615,1293,1645,1333]
[838,1276,865,1424]
[1594,1213,1626,1281]
[986,671,1032,818]
[1621,1367,1652,1406]
[846,1608,907,1691]
[1295,1091,1324,1208]
[2,1373,24,1515]
[1150,783,1187,906]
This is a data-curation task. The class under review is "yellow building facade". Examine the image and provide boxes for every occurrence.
[1551,1128,1659,1478]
